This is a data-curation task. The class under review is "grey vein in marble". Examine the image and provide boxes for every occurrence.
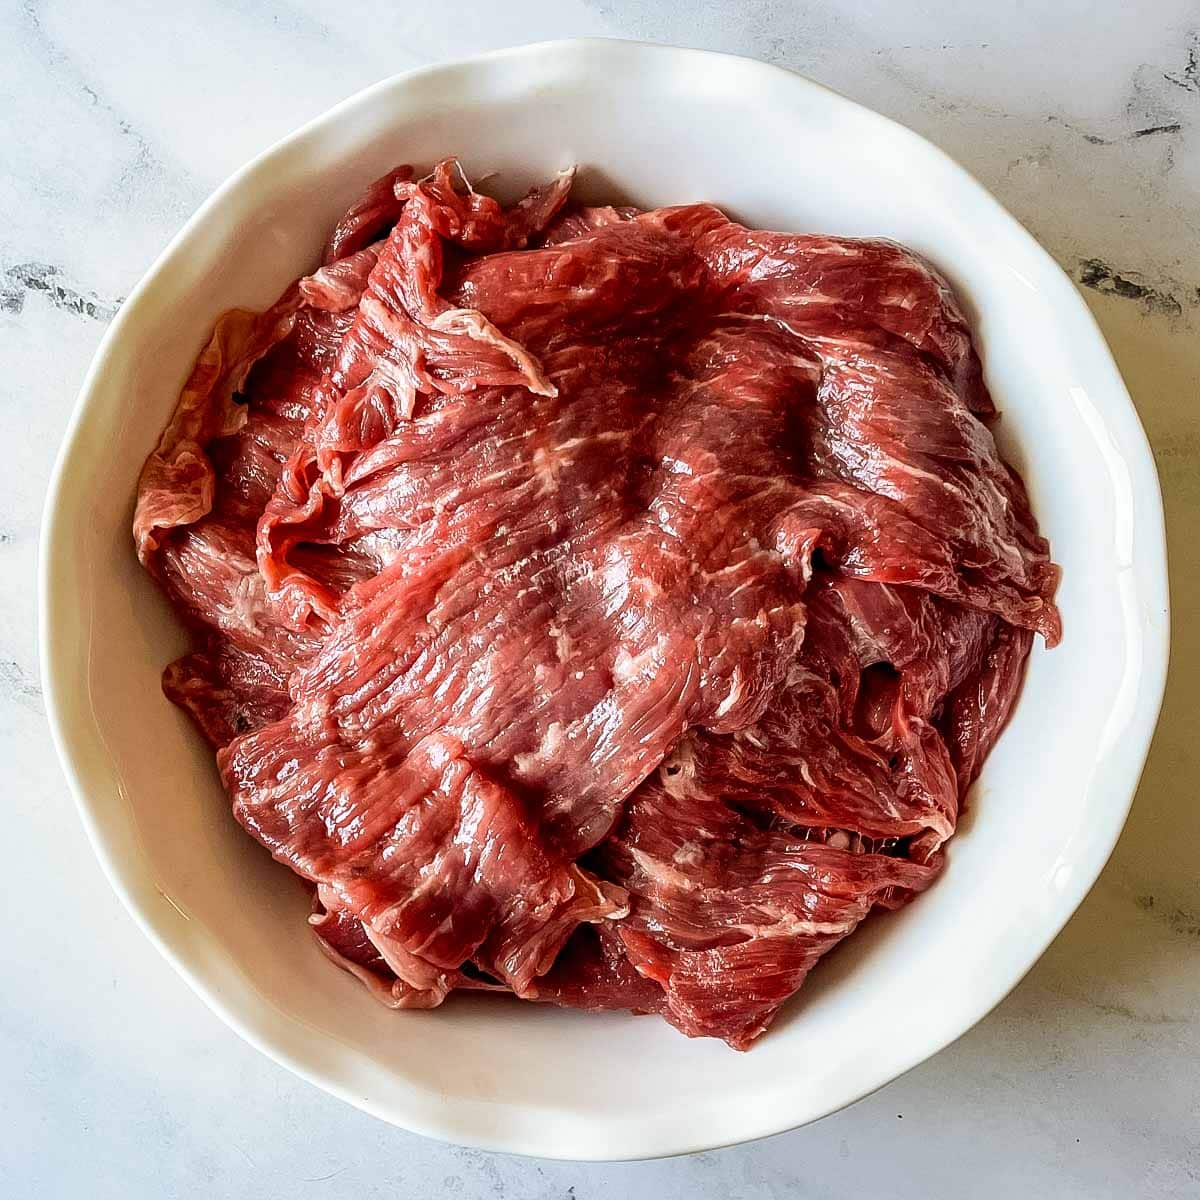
[2,263,122,322]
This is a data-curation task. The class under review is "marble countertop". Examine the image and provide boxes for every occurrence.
[4,2,1198,1195]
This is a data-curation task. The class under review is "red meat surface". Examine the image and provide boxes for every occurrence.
[134,160,1059,1049]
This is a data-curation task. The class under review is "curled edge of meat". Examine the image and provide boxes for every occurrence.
[132,293,302,566]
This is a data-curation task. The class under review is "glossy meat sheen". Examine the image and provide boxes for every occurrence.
[134,160,1060,1049]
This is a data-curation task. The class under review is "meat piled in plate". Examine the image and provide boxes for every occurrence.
[134,160,1059,1048]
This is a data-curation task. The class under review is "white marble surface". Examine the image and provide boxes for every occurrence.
[4,1,1198,1195]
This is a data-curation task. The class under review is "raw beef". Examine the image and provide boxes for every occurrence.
[134,160,1059,1049]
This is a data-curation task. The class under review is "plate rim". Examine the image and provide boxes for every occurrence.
[38,36,1171,1160]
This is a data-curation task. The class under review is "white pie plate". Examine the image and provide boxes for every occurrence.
[40,39,1169,1160]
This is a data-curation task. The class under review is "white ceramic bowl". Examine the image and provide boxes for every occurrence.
[41,39,1169,1160]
